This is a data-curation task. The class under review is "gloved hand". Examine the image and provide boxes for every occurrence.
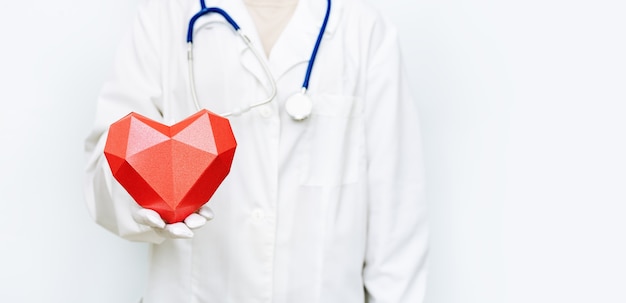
[132,204,215,239]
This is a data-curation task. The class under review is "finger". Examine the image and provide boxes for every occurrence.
[184,213,207,229]
[164,222,194,239]
[133,208,166,229]
[198,205,215,221]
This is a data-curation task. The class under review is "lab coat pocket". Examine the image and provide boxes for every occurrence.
[301,94,365,186]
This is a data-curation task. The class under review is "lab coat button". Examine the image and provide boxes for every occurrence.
[252,209,264,221]
[258,106,272,118]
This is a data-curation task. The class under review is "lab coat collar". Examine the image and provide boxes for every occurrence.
[269,0,342,82]
[188,0,269,88]
[188,0,343,90]
[189,0,263,49]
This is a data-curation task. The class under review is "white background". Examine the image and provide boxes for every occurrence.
[0,0,625,302]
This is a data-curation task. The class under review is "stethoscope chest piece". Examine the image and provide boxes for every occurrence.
[285,93,313,121]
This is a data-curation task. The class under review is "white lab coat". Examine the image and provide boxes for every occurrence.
[84,0,428,302]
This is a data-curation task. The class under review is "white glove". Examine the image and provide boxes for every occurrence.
[132,204,215,239]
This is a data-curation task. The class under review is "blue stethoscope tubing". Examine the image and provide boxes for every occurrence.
[186,0,331,120]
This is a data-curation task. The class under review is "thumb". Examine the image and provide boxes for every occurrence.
[133,208,166,229]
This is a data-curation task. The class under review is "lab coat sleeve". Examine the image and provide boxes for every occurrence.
[84,0,166,244]
[362,16,429,303]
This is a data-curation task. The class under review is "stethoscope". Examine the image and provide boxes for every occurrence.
[187,0,331,121]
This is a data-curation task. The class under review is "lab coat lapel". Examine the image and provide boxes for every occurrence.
[269,0,341,82]
[191,0,341,88]
[195,0,269,87]
[228,1,271,88]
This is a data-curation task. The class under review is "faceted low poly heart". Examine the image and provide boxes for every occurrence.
[104,109,237,223]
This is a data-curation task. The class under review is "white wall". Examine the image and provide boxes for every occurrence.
[1,0,625,302]
[374,1,626,302]
[0,1,147,302]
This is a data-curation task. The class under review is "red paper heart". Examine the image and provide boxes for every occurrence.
[104,109,236,223]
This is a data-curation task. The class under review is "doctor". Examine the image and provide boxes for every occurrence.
[84,0,428,302]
